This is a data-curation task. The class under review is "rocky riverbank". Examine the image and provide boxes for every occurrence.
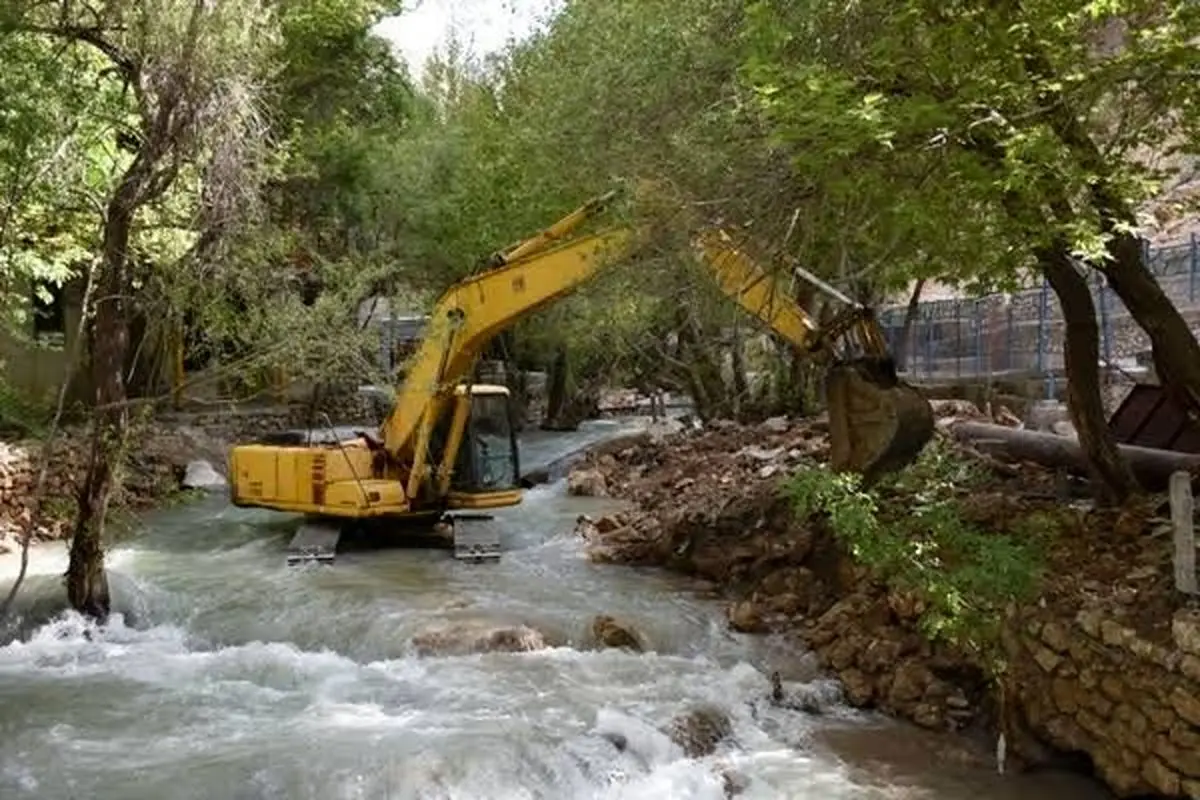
[0,423,232,556]
[569,409,1200,798]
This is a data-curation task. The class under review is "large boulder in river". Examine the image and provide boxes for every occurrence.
[567,468,608,497]
[182,459,227,491]
[664,704,735,758]
[590,614,644,651]
[410,621,550,657]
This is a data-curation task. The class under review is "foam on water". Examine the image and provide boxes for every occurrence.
[0,419,1113,800]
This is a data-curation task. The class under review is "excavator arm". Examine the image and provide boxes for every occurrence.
[381,227,638,464]
[382,191,933,489]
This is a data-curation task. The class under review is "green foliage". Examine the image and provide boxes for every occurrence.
[3,0,1199,422]
[782,440,1046,666]
[738,0,1200,293]
[0,379,52,437]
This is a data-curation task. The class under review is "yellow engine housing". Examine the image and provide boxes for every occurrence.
[229,440,409,518]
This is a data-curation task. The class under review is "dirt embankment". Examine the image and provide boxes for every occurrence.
[570,410,1200,798]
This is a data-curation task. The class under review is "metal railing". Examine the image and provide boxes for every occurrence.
[878,236,1200,398]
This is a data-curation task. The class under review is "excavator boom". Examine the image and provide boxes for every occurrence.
[381,228,637,463]
[384,198,933,483]
[693,229,934,481]
[228,189,934,566]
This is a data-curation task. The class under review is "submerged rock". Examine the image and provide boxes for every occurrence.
[590,614,644,651]
[665,705,735,758]
[727,599,769,634]
[410,621,549,657]
[182,459,226,491]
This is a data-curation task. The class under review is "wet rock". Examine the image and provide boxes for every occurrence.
[590,614,644,651]
[410,622,549,657]
[838,668,875,706]
[567,468,608,497]
[665,705,734,758]
[769,671,826,714]
[1173,610,1200,657]
[727,599,769,634]
[718,764,749,797]
[601,731,628,751]
[182,459,226,491]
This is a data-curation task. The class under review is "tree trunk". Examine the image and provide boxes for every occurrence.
[1020,52,1200,422]
[541,343,571,430]
[730,319,748,419]
[1099,233,1200,421]
[1040,246,1137,504]
[65,186,136,621]
[894,279,926,372]
[676,309,728,421]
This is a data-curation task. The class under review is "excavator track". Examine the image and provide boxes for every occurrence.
[825,357,935,484]
[448,513,502,563]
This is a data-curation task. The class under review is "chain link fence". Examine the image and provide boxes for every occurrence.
[878,236,1200,400]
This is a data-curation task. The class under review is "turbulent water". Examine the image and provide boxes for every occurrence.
[0,419,1112,799]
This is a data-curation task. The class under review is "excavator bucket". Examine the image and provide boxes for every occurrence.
[824,357,935,484]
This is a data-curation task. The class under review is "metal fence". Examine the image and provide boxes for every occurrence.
[877,235,1200,399]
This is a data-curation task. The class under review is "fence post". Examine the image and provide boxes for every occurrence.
[1191,232,1198,303]
[1095,269,1112,368]
[1037,277,1052,399]
[1005,298,1014,373]
[975,299,984,379]
[924,306,934,380]
[1171,471,1197,595]
[955,299,963,380]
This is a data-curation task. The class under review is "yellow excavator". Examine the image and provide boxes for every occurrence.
[228,191,935,564]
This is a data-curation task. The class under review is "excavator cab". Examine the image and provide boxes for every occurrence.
[445,385,522,508]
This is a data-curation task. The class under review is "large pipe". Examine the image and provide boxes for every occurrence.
[947,421,1200,492]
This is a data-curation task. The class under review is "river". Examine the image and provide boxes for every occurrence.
[0,419,1112,799]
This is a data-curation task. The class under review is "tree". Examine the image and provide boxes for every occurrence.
[6,0,275,618]
[736,0,1200,500]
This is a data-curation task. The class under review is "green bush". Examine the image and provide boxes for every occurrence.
[0,381,52,438]
[781,439,1046,666]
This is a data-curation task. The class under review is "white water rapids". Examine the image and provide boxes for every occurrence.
[0,419,1112,799]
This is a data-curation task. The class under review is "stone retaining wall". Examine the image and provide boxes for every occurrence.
[0,424,197,553]
[1011,608,1200,797]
